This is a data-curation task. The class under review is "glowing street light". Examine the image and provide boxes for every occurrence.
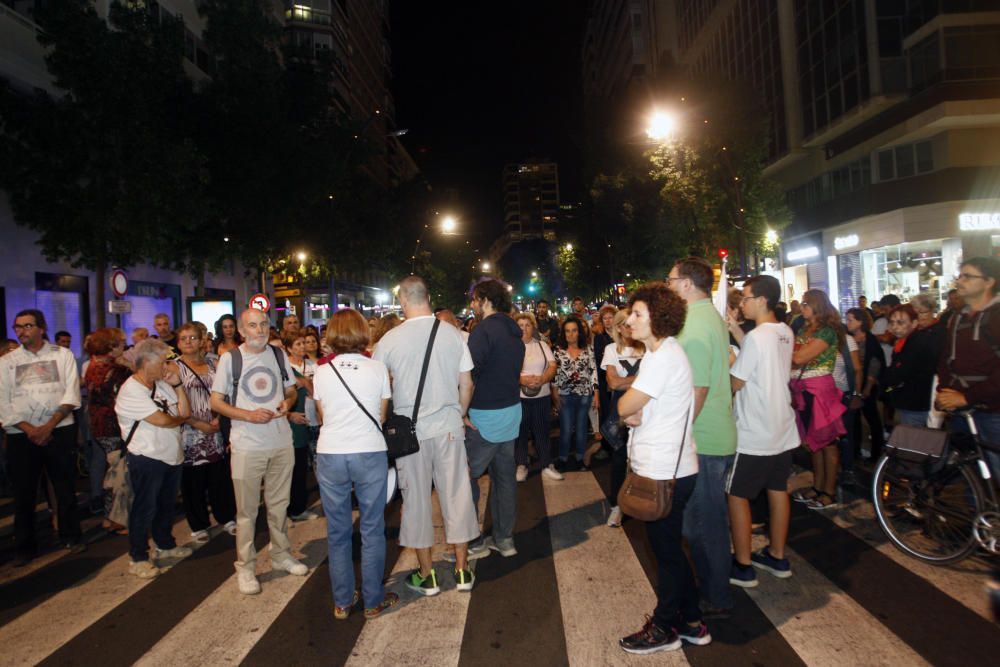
[481,261,491,272]
[646,110,677,141]
[565,243,573,251]
[765,228,779,245]
[441,215,458,234]
[531,271,538,277]
[296,251,307,262]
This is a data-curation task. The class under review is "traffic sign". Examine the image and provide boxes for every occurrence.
[110,269,129,298]
[108,300,132,314]
[249,293,271,312]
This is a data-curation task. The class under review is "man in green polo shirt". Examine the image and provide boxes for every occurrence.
[668,257,738,617]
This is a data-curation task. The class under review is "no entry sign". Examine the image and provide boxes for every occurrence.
[249,293,271,312]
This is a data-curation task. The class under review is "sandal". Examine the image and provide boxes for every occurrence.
[805,492,840,510]
[792,487,820,503]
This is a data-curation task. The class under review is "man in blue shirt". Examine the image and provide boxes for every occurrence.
[465,279,525,557]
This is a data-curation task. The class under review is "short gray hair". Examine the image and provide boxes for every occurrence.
[910,292,937,314]
[133,338,170,370]
[399,276,429,305]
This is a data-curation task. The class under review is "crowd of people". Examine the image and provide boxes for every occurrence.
[0,253,998,655]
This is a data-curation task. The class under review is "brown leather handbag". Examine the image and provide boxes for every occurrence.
[617,406,690,522]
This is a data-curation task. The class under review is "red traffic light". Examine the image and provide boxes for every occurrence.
[616,284,626,295]
[718,248,729,258]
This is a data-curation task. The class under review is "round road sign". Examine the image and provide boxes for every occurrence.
[249,293,271,312]
[110,269,129,298]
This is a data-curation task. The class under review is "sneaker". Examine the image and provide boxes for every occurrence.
[442,541,491,563]
[542,464,564,481]
[607,506,623,527]
[364,591,400,618]
[791,487,818,503]
[129,560,160,579]
[729,559,758,588]
[675,621,712,646]
[860,447,872,460]
[290,510,319,522]
[751,548,792,578]
[805,493,840,511]
[334,590,360,620]
[64,542,87,555]
[237,569,261,595]
[156,545,193,559]
[484,536,517,558]
[619,616,682,655]
[405,569,440,597]
[191,530,210,544]
[515,465,528,482]
[454,568,475,592]
[224,520,237,536]
[272,555,308,576]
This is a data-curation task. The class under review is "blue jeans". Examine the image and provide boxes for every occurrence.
[682,453,734,609]
[558,393,591,461]
[898,409,929,427]
[466,427,517,543]
[951,411,1000,478]
[127,453,181,562]
[316,452,388,609]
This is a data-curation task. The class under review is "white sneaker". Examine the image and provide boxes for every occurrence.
[237,569,261,595]
[224,520,237,536]
[156,545,193,560]
[515,465,528,482]
[607,506,623,527]
[290,510,319,522]
[129,560,160,579]
[191,530,210,544]
[542,464,564,481]
[272,555,308,576]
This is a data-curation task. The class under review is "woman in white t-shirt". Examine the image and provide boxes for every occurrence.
[312,309,398,620]
[513,313,560,482]
[617,283,708,654]
[601,309,645,527]
[115,338,192,580]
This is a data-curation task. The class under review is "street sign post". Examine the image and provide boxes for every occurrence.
[249,293,271,312]
[110,269,129,298]
[108,300,132,314]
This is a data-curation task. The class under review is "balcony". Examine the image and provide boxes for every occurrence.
[285,4,332,26]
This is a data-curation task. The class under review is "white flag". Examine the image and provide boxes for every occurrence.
[714,257,729,318]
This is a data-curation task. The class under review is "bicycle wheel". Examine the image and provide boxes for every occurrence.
[872,454,983,565]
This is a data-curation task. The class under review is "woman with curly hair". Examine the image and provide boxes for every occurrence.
[617,282,708,654]
[213,315,242,357]
[553,315,598,470]
[790,289,847,510]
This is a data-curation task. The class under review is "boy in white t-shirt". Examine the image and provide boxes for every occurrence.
[727,275,799,588]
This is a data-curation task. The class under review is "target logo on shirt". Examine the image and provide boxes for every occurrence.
[241,366,281,405]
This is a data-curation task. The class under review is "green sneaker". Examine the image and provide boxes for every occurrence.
[364,591,400,619]
[405,569,440,596]
[454,568,475,592]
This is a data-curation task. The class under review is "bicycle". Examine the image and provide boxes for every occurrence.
[872,407,1000,565]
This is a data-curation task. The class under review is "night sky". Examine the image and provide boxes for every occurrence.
[390,0,590,245]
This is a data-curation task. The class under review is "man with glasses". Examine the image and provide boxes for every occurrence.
[937,257,1000,473]
[0,309,85,565]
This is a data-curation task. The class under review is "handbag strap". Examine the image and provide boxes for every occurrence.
[670,403,692,480]
[176,358,213,395]
[411,318,441,425]
[327,361,382,432]
[122,384,157,451]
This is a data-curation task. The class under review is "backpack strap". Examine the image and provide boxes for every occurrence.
[230,347,243,404]
[270,344,289,383]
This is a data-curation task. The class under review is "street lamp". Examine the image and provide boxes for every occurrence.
[565,243,573,251]
[441,215,458,234]
[296,251,307,262]
[481,261,491,272]
[646,110,677,141]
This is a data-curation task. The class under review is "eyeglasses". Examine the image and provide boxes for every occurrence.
[740,295,761,303]
[178,335,201,342]
[12,323,36,331]
[958,272,986,281]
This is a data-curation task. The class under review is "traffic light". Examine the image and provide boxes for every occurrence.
[718,248,729,258]
[616,284,626,296]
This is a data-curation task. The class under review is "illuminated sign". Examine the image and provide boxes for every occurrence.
[959,212,1000,231]
[786,246,820,262]
[834,234,859,250]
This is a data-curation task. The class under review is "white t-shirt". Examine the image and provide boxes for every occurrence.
[116,377,183,465]
[374,315,474,440]
[313,353,391,454]
[520,338,554,399]
[729,323,800,456]
[628,337,698,480]
[833,334,859,392]
[211,345,296,452]
[601,343,644,381]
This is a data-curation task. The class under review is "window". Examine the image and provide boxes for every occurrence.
[895,145,915,178]
[876,141,934,182]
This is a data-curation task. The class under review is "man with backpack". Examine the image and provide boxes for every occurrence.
[937,257,1000,474]
[210,308,308,595]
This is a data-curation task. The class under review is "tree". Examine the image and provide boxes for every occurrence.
[0,1,201,326]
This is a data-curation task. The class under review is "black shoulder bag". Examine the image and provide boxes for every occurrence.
[382,318,441,460]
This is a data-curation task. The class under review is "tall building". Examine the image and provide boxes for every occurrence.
[503,162,560,239]
[632,0,1000,312]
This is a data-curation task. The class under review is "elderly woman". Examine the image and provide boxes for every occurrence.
[283,331,318,522]
[909,292,946,355]
[312,309,398,619]
[175,323,236,542]
[115,339,193,579]
[84,327,133,532]
[601,309,645,527]
[617,282,708,654]
[884,303,938,427]
[514,312,559,482]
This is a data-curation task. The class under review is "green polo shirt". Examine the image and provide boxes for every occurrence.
[677,299,737,456]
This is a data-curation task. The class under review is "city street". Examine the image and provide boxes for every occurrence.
[1,449,997,667]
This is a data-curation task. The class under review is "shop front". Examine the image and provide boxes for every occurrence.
[781,232,826,304]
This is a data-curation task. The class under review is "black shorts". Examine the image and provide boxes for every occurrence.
[726,450,793,499]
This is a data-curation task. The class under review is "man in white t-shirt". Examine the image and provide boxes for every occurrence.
[374,276,480,597]
[210,309,307,595]
[727,275,799,588]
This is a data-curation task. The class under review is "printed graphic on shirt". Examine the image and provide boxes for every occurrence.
[15,360,60,386]
[241,366,281,405]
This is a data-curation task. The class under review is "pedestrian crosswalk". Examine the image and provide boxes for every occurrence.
[1,463,998,667]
